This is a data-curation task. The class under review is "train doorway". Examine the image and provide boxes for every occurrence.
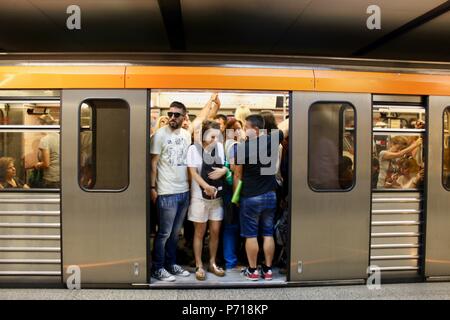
[370,95,426,282]
[148,90,290,287]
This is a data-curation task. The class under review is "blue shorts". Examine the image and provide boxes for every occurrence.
[240,191,276,238]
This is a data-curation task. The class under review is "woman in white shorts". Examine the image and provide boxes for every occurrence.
[187,120,228,281]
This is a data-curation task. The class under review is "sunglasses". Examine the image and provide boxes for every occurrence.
[167,112,184,118]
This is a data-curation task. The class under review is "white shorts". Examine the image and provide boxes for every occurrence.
[188,197,224,223]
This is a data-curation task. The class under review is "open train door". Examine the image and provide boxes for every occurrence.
[290,92,371,283]
[426,96,450,280]
[61,90,148,287]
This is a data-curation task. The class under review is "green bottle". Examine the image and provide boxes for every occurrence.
[231,180,242,205]
[224,160,233,186]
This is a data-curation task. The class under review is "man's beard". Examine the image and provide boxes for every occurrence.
[169,120,180,129]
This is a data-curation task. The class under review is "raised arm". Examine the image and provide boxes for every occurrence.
[381,138,422,161]
[197,93,220,121]
[189,93,221,132]
[207,93,221,120]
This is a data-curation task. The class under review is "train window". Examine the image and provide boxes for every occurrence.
[0,102,60,126]
[0,101,60,191]
[373,106,425,129]
[372,105,425,190]
[373,133,425,190]
[443,108,450,190]
[308,102,355,191]
[79,99,130,191]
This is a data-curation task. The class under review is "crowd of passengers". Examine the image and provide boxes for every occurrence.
[150,94,289,282]
[372,119,425,190]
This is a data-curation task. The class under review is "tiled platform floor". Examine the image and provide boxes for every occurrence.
[2,282,450,300]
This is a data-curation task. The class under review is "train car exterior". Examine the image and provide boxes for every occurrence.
[1,62,450,288]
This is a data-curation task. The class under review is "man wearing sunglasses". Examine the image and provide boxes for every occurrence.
[150,101,192,282]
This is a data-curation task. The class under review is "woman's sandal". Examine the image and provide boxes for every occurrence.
[208,263,225,277]
[195,267,206,281]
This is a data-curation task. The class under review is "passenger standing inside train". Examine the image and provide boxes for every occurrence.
[182,112,191,130]
[234,114,281,281]
[150,101,191,282]
[187,120,227,280]
[180,94,221,265]
[234,106,251,128]
[393,158,424,189]
[260,111,284,190]
[222,118,245,270]
[35,114,60,188]
[155,115,170,131]
[378,136,422,189]
[214,114,228,137]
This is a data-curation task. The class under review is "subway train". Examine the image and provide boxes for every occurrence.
[1,57,450,288]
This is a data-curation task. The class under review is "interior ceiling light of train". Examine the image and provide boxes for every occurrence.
[0,1,449,62]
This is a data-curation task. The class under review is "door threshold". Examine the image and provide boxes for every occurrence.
[147,279,288,289]
[143,267,288,289]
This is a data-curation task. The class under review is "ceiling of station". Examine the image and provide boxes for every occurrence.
[0,0,449,63]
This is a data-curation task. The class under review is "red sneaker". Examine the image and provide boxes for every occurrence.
[261,268,273,281]
[241,267,259,281]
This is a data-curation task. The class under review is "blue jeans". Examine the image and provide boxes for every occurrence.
[153,191,190,270]
[222,183,239,269]
[240,191,276,238]
[223,223,239,269]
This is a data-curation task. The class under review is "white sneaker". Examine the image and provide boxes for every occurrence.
[152,268,176,282]
[167,264,190,277]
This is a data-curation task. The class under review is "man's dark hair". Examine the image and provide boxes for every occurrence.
[214,114,228,123]
[246,114,265,130]
[260,110,278,131]
[169,101,187,114]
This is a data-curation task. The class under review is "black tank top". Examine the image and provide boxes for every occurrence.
[195,143,224,199]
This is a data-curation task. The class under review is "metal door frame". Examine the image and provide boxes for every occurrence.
[61,89,148,287]
[425,96,450,280]
[289,91,372,282]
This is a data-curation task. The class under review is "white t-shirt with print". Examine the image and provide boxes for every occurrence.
[150,126,191,195]
[186,142,225,199]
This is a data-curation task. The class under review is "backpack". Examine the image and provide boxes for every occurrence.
[274,207,289,247]
[28,168,44,188]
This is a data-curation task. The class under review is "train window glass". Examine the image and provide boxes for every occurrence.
[372,105,425,191]
[443,108,450,189]
[0,102,60,126]
[373,106,425,129]
[373,133,424,190]
[79,99,130,191]
[0,131,60,190]
[308,102,355,191]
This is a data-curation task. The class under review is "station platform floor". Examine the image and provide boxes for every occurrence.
[1,282,450,300]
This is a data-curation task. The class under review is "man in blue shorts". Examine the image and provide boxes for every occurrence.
[233,114,282,281]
